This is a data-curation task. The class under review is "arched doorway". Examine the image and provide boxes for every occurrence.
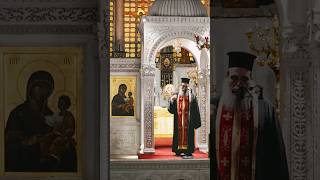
[153,45,199,151]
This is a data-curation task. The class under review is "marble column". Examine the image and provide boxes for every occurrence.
[98,1,109,179]
[141,64,156,153]
[310,10,320,180]
[197,68,209,152]
[281,24,312,180]
[114,0,125,57]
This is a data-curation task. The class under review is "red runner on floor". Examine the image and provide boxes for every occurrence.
[155,137,172,147]
[138,147,208,160]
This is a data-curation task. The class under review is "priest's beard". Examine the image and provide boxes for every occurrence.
[178,86,189,96]
[220,78,251,110]
[220,78,236,109]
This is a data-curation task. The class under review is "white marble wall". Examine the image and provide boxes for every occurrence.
[110,58,141,156]
[110,119,140,155]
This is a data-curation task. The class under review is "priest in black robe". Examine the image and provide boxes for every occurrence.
[168,78,201,159]
[210,52,289,180]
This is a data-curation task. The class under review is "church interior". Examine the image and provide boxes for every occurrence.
[0,0,319,179]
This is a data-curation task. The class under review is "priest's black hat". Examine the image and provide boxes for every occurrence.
[227,51,256,71]
[181,78,190,84]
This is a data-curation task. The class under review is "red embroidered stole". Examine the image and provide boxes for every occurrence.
[218,107,234,180]
[218,103,254,180]
[177,95,189,150]
[238,106,253,180]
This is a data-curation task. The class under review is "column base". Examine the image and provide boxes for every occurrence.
[139,144,144,154]
[198,144,209,153]
[143,148,156,154]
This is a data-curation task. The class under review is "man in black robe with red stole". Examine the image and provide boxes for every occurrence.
[210,52,289,180]
[168,78,201,159]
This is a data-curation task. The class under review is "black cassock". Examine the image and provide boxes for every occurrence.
[168,93,201,155]
[210,97,289,180]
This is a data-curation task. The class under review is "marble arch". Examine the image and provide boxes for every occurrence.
[158,38,201,66]
[139,16,210,153]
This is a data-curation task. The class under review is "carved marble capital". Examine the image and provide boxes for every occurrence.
[141,64,156,76]
[282,24,311,63]
[308,10,320,42]
[110,58,140,72]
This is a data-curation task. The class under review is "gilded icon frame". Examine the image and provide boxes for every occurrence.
[110,75,136,118]
[0,47,83,176]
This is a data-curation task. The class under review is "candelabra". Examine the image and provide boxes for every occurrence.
[246,15,281,111]
[173,38,182,58]
[245,15,280,73]
[162,84,175,100]
[195,35,210,50]
[187,69,199,87]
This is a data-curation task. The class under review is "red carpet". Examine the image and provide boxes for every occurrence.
[138,147,208,160]
[155,137,172,147]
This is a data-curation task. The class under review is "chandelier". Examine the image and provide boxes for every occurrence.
[194,35,210,50]
[245,15,280,71]
[173,38,182,58]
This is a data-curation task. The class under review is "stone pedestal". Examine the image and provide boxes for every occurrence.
[110,120,140,155]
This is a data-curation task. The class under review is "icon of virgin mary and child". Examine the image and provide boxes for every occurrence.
[5,71,77,172]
